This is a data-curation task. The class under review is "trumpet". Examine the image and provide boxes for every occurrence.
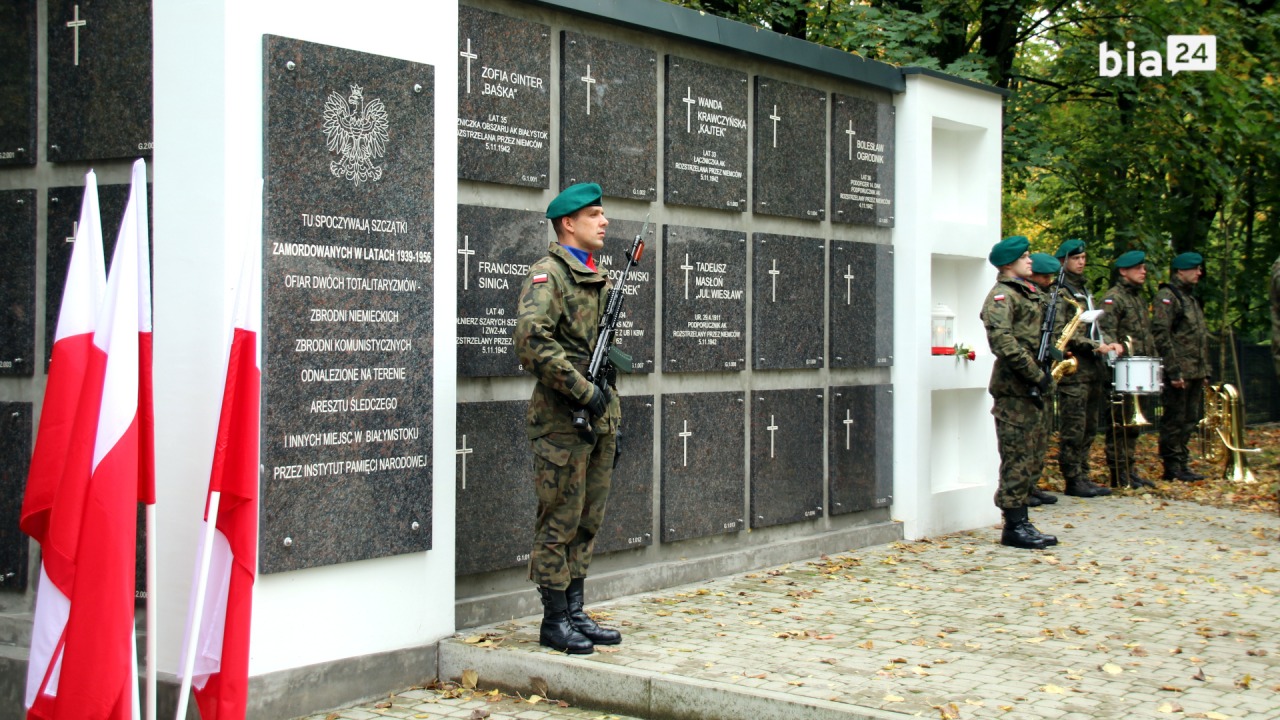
[1199,383,1260,483]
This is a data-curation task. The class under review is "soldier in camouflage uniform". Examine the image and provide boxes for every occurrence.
[1271,255,1280,386]
[981,237,1058,550]
[1153,252,1210,481]
[1098,250,1157,488]
[1025,253,1062,507]
[513,183,622,654]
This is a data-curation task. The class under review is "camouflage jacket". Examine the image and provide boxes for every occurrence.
[1152,277,1210,381]
[981,276,1049,398]
[514,242,621,440]
[1054,272,1103,384]
[1099,280,1155,357]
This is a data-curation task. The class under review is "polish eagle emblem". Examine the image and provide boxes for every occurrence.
[322,84,389,185]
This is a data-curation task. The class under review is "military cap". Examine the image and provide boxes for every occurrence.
[1030,253,1061,275]
[989,236,1030,267]
[546,182,603,219]
[1054,238,1085,259]
[1114,250,1146,269]
[1171,252,1203,270]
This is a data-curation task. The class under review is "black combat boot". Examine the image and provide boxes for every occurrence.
[566,578,621,645]
[537,587,594,654]
[1024,514,1058,546]
[1065,476,1111,498]
[1179,463,1206,481]
[1001,507,1049,550]
[1029,486,1058,505]
[1127,470,1155,488]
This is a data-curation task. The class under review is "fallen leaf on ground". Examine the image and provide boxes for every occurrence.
[461,669,478,690]
[884,694,905,703]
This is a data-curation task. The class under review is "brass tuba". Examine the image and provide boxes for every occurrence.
[1050,296,1084,382]
[1198,382,1260,483]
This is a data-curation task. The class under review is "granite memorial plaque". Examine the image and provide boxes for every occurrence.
[0,403,31,592]
[829,384,893,514]
[595,394,654,555]
[0,2,36,166]
[458,6,550,188]
[560,32,656,202]
[752,233,824,370]
[661,392,745,543]
[597,217,656,374]
[831,94,894,227]
[0,191,35,376]
[261,36,434,573]
[662,225,746,373]
[829,241,893,368]
[753,77,825,220]
[663,55,747,212]
[47,0,153,162]
[750,389,824,529]
[455,400,534,576]
[457,205,547,377]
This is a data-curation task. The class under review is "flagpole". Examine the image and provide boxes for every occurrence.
[146,504,157,720]
[175,491,222,720]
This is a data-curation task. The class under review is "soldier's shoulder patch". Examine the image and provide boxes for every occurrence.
[532,273,549,284]
[1103,298,1114,305]
[1161,297,1172,304]
[993,294,1006,301]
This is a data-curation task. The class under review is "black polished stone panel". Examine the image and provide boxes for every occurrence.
[0,2,36,166]
[831,94,895,227]
[595,394,654,555]
[829,384,893,515]
[47,0,152,162]
[458,6,550,188]
[753,77,824,220]
[663,55,747,212]
[662,225,746,373]
[560,32,656,202]
[597,218,657,375]
[261,36,434,574]
[457,205,547,377]
[750,389,824,529]
[830,241,894,368]
[0,191,35,376]
[752,233,824,371]
[661,392,744,543]
[0,403,31,592]
[455,400,534,576]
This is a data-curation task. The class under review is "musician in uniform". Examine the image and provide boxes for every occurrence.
[1024,253,1063,507]
[1271,255,1280,384]
[1152,252,1210,481]
[514,182,622,654]
[1098,250,1157,489]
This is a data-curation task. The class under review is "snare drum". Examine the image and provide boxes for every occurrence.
[1113,356,1163,394]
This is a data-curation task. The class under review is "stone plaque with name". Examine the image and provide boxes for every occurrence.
[661,392,744,543]
[560,32,656,202]
[455,400,534,576]
[663,55,747,212]
[47,0,153,162]
[0,403,31,592]
[457,205,547,377]
[753,77,824,220]
[829,241,893,368]
[596,218,657,375]
[662,225,746,373]
[0,2,36,166]
[261,36,434,573]
[752,233,824,370]
[750,389,824,529]
[458,6,550,188]
[0,191,35,376]
[831,94,894,227]
[595,394,654,555]
[829,384,893,514]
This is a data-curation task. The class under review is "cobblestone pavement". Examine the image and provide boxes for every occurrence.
[303,496,1280,720]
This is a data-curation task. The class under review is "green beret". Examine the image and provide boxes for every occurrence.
[1114,250,1146,269]
[1054,239,1085,259]
[546,182,603,219]
[1030,253,1061,274]
[989,236,1030,267]
[1171,252,1203,270]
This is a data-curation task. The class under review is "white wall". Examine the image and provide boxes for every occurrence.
[153,0,458,676]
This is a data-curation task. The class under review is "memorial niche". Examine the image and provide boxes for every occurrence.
[828,384,893,514]
[457,6,550,188]
[750,389,824,529]
[560,31,656,202]
[662,225,746,373]
[752,233,824,370]
[0,190,35,376]
[661,392,744,544]
[261,36,434,573]
[829,240,894,368]
[594,395,654,555]
[663,55,747,212]
[596,218,656,375]
[831,94,895,227]
[454,400,534,576]
[0,402,31,592]
[0,2,36,166]
[753,76,825,220]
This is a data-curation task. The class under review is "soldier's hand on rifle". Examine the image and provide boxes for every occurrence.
[582,383,610,419]
[1036,372,1054,395]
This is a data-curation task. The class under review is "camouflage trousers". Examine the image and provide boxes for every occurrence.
[1056,378,1105,483]
[1159,379,1205,470]
[528,430,616,591]
[992,395,1048,510]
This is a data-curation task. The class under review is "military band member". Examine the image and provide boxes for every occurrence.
[1098,250,1156,489]
[1152,252,1210,481]
[1025,253,1062,507]
[1272,255,1280,383]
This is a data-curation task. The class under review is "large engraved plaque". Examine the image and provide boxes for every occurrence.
[595,395,654,555]
[47,0,152,162]
[831,94,894,227]
[458,6,550,188]
[752,233,824,370]
[662,225,746,373]
[750,389,824,529]
[661,392,744,543]
[829,384,893,514]
[597,218,657,375]
[0,2,36,166]
[560,32,656,202]
[262,36,434,573]
[455,400,534,576]
[663,55,747,212]
[830,241,893,368]
[753,77,824,220]
[0,191,35,376]
[0,403,31,592]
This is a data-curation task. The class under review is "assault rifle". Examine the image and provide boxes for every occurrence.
[1030,262,1068,400]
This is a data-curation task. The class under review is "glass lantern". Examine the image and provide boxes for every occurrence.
[931,303,955,348]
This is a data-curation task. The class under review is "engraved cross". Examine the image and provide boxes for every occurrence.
[844,408,854,450]
[844,265,855,305]
[769,105,781,148]
[767,415,779,459]
[768,259,780,303]
[683,86,695,133]
[459,38,478,95]
[581,64,597,115]
[678,420,693,467]
[846,120,856,160]
[456,435,474,489]
[680,253,693,300]
[458,235,475,291]
[67,5,88,67]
